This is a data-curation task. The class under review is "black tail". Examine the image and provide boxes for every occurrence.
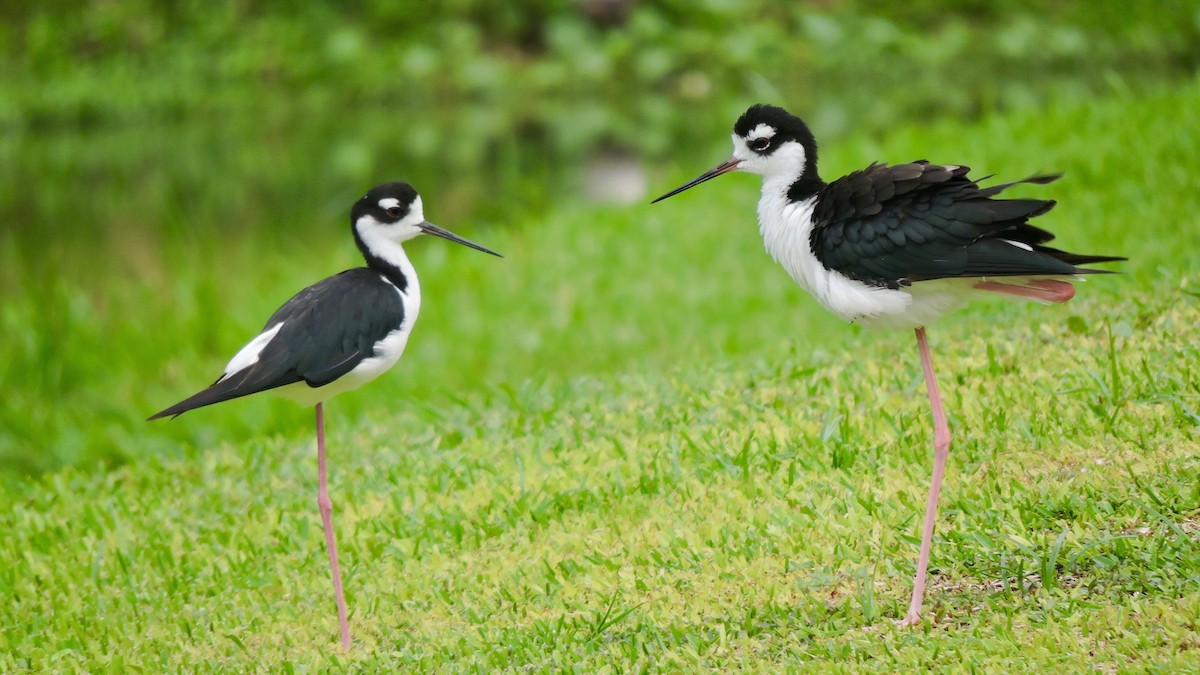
[978,173,1127,272]
[148,380,239,420]
[1039,248,1128,269]
[148,372,301,420]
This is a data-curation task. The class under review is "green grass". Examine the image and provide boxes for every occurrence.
[3,80,1200,670]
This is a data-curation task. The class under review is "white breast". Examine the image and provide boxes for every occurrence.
[278,273,421,406]
[755,181,967,329]
[345,278,419,380]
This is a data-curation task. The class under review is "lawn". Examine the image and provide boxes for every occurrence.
[2,79,1199,671]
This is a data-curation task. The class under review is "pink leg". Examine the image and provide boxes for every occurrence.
[973,279,1075,303]
[900,327,952,627]
[316,402,351,650]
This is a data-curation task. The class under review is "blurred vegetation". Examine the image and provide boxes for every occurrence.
[3,1,1198,231]
[1,1,1199,479]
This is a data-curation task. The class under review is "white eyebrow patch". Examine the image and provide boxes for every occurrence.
[748,123,777,141]
[378,197,401,210]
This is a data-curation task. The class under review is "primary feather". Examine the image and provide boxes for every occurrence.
[148,269,408,419]
[810,162,1122,289]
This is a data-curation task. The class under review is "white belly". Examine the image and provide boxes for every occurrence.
[275,327,414,406]
[277,279,419,406]
[757,190,969,329]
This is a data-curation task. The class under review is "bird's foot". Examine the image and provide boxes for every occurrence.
[894,611,922,629]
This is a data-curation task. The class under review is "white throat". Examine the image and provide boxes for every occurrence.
[354,214,422,311]
[757,182,819,289]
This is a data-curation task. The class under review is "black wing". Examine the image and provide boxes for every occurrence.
[810,162,1124,289]
[149,268,407,419]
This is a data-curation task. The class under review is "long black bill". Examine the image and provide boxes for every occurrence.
[651,157,743,204]
[419,221,502,257]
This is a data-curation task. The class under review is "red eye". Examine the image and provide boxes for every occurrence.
[750,137,770,151]
[386,207,403,218]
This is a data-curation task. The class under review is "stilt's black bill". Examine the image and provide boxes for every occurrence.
[418,221,502,257]
[651,158,743,204]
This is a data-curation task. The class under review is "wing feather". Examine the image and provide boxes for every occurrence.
[149,269,407,419]
[810,163,1121,288]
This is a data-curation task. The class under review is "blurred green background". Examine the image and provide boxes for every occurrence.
[2,0,1199,481]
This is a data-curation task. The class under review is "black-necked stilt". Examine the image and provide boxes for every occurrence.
[149,181,500,649]
[653,104,1124,626]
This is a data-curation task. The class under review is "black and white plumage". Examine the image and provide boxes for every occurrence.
[150,181,500,649]
[150,182,498,417]
[656,105,1122,328]
[653,104,1124,626]
[151,268,410,415]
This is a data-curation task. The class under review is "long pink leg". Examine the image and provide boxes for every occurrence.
[316,402,351,649]
[901,326,952,627]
